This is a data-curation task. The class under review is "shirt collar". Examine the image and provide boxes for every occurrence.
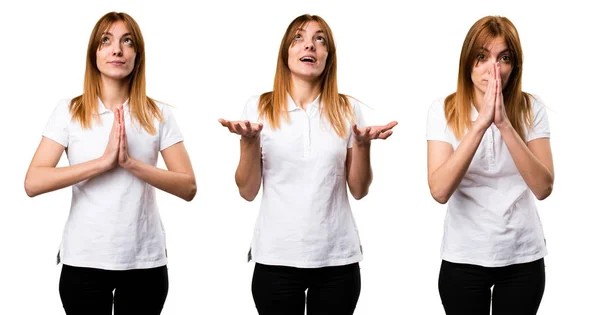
[286,94,322,112]
[470,104,478,122]
[98,98,130,114]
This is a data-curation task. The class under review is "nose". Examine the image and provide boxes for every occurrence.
[303,40,315,51]
[112,43,123,57]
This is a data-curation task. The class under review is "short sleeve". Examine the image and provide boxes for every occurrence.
[348,99,367,148]
[526,96,551,142]
[42,99,71,147]
[159,104,184,151]
[426,98,454,145]
[240,95,261,122]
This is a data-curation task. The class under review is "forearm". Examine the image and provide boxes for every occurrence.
[122,158,196,201]
[25,157,109,197]
[498,123,554,200]
[429,125,486,204]
[234,137,262,201]
[348,144,373,200]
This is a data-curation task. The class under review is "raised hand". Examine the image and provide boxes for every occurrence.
[116,106,131,167]
[492,62,510,128]
[475,63,497,130]
[352,121,398,147]
[218,119,263,139]
[102,106,121,170]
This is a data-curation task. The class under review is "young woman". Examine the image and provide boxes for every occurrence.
[426,16,553,315]
[219,14,397,315]
[24,12,196,315]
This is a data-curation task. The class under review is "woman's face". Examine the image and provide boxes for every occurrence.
[287,21,329,83]
[470,37,513,97]
[96,20,136,82]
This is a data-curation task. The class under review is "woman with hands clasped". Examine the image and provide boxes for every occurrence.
[426,16,554,315]
[24,12,195,315]
[219,14,396,315]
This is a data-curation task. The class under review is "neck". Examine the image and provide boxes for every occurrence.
[100,75,130,111]
[289,75,321,110]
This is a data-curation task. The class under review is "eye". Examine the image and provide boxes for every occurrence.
[500,54,511,63]
[123,38,133,46]
[294,34,302,41]
[315,36,326,43]
[477,53,486,60]
[101,37,110,45]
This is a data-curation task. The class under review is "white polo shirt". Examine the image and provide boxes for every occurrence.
[241,94,366,268]
[43,98,183,270]
[426,96,550,267]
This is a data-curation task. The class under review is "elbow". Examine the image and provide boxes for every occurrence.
[237,183,259,202]
[239,189,258,202]
[429,186,450,204]
[24,178,39,198]
[534,183,553,201]
[431,193,449,205]
[183,182,197,202]
[350,187,368,200]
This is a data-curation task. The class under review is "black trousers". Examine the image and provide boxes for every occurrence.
[439,258,545,315]
[59,264,169,315]
[252,262,361,315]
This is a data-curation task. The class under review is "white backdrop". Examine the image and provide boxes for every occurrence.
[1,0,597,314]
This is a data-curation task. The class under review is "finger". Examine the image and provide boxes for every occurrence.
[351,124,360,136]
[379,130,393,140]
[218,118,229,127]
[255,123,264,133]
[244,120,252,132]
[379,121,399,133]
[364,127,371,137]
[233,122,245,135]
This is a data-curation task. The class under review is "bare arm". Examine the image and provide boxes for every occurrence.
[117,107,196,201]
[24,110,121,197]
[219,119,263,201]
[24,138,113,197]
[121,143,197,201]
[427,125,486,204]
[346,122,397,200]
[497,127,554,200]
[492,63,554,200]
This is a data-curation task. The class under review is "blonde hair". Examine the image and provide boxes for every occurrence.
[445,15,532,141]
[258,14,354,137]
[69,11,162,134]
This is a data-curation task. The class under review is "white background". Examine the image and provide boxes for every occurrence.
[1,0,598,314]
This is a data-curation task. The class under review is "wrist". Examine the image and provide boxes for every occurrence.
[241,135,260,146]
[353,140,371,150]
[121,157,137,171]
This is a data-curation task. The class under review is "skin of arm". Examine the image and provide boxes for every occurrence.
[24,110,121,197]
[496,125,554,200]
[24,137,115,197]
[120,142,197,202]
[117,107,197,202]
[346,122,397,200]
[427,124,486,204]
[219,119,263,201]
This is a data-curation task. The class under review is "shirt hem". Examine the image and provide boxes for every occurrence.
[60,258,168,270]
[252,255,363,269]
[441,250,547,268]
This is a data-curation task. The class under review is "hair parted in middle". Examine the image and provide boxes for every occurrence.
[257,14,355,138]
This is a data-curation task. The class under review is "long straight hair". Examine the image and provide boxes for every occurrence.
[445,16,532,141]
[69,11,162,134]
[258,14,354,137]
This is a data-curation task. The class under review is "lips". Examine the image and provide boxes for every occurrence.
[300,56,316,63]
[108,60,126,65]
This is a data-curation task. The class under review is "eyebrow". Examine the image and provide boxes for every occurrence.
[295,28,325,34]
[101,32,132,37]
[479,47,511,54]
